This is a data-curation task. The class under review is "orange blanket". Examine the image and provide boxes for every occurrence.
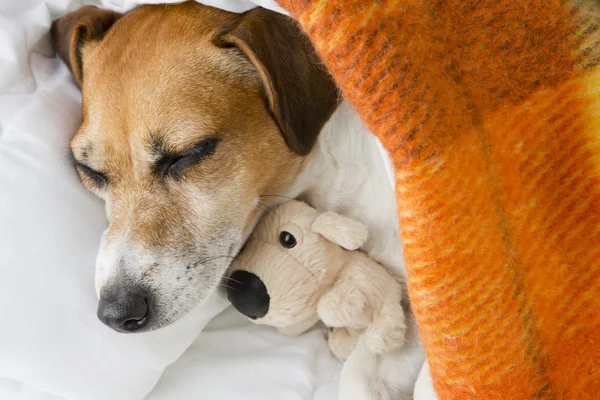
[277,0,600,398]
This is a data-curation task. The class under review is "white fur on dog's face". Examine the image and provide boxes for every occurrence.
[92,176,248,327]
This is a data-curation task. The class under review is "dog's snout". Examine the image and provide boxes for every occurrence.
[97,287,150,333]
[227,270,269,320]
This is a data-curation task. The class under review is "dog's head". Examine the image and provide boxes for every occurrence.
[51,2,339,333]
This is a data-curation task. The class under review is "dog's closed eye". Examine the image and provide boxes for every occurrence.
[154,137,220,180]
[73,160,109,187]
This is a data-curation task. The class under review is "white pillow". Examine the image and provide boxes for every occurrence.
[0,53,228,400]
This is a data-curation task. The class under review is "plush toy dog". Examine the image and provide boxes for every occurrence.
[227,200,407,359]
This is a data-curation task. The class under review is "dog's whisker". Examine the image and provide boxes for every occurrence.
[254,203,269,213]
[257,200,284,226]
[259,194,295,201]
[256,201,283,225]
[257,201,277,215]
[222,275,242,285]
[254,202,279,224]
[219,283,237,291]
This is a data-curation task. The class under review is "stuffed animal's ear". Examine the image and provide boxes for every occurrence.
[214,8,340,156]
[311,212,368,251]
[50,5,122,87]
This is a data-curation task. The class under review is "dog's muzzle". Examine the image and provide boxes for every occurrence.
[227,270,269,320]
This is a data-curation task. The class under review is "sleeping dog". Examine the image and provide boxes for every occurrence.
[51,2,426,398]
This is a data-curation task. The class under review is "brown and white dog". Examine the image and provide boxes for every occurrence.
[51,2,427,399]
[51,1,338,332]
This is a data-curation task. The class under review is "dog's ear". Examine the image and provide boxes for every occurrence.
[50,6,122,87]
[216,9,340,156]
[311,212,368,251]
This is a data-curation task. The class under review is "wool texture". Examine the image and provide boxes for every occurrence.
[276,0,600,399]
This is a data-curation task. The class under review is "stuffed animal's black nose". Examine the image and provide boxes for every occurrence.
[97,286,150,333]
[227,270,270,320]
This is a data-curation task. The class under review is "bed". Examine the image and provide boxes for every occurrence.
[10,0,593,398]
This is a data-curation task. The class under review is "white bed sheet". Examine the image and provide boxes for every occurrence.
[148,308,342,400]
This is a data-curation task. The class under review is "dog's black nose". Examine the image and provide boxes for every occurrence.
[97,287,150,333]
[227,270,269,320]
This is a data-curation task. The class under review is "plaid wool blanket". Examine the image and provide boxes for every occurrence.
[276,0,600,399]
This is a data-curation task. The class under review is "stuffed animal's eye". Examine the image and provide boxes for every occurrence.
[279,231,297,249]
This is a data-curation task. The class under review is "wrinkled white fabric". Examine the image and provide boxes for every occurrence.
[148,308,342,400]
[105,0,286,14]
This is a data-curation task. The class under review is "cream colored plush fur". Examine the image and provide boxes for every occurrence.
[228,200,407,359]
